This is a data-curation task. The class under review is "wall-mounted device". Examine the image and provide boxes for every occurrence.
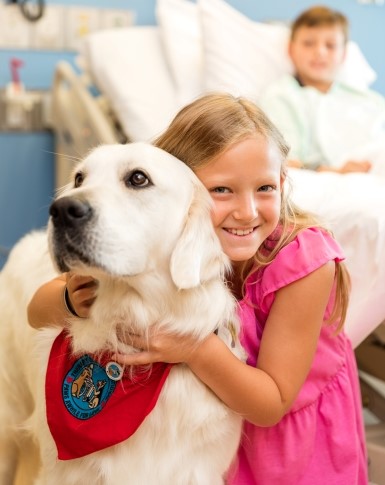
[6,0,45,22]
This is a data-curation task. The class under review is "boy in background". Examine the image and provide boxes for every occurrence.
[260,5,385,174]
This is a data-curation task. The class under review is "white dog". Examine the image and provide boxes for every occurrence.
[0,143,244,485]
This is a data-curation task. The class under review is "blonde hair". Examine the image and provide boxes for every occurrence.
[154,93,350,329]
[291,5,349,44]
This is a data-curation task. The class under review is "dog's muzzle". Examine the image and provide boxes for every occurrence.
[50,196,93,230]
[49,196,94,272]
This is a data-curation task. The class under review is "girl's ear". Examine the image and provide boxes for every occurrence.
[170,183,229,290]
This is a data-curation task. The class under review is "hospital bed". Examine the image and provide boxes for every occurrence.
[49,0,385,479]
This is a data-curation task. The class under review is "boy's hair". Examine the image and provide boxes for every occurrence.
[291,5,349,44]
[154,93,350,329]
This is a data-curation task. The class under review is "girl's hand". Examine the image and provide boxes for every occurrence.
[65,273,98,318]
[113,327,206,366]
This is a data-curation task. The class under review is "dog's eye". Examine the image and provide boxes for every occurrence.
[125,170,151,188]
[74,172,84,188]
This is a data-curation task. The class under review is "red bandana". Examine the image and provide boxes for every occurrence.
[46,330,173,460]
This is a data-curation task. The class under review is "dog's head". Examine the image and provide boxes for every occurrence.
[48,143,229,289]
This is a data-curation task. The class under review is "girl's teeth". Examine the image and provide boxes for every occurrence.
[228,228,254,236]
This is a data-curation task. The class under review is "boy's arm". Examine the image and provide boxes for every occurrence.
[317,160,372,174]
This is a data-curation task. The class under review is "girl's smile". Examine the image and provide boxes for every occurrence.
[224,227,256,236]
[195,136,284,263]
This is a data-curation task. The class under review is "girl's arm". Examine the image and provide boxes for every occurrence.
[27,273,97,328]
[113,261,335,426]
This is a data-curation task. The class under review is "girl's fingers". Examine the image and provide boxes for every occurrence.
[116,330,147,349]
[73,287,96,305]
[66,273,98,292]
[112,351,154,366]
[65,274,98,317]
[129,334,148,349]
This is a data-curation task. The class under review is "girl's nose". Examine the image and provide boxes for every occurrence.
[233,195,258,222]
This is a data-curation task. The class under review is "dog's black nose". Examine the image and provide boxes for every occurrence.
[50,197,92,228]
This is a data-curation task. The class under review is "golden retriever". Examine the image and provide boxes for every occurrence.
[0,143,244,485]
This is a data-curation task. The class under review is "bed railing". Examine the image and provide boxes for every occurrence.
[51,61,120,188]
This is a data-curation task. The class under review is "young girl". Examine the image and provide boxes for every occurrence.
[28,94,367,484]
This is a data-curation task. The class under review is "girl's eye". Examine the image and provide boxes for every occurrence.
[212,187,230,194]
[258,185,275,193]
[125,170,152,188]
[74,172,84,188]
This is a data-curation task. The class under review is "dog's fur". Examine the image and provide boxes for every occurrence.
[0,143,244,485]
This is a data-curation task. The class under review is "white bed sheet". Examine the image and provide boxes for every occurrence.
[289,168,385,347]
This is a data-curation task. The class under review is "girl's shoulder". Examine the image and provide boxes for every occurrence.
[251,227,345,298]
[275,226,344,268]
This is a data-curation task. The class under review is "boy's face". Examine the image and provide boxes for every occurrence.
[288,25,346,91]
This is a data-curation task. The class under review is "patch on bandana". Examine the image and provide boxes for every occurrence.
[62,354,116,420]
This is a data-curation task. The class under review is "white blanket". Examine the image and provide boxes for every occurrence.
[289,168,385,347]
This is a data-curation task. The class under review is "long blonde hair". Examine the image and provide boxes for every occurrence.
[154,93,350,329]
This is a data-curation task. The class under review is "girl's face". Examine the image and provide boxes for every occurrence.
[195,136,284,265]
[289,25,346,92]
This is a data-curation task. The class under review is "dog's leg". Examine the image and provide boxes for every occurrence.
[0,231,57,484]
[0,441,18,485]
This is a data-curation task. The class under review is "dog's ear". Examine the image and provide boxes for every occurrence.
[170,184,229,289]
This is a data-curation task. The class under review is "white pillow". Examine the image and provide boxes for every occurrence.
[337,41,377,90]
[82,27,178,141]
[198,0,292,101]
[156,0,203,106]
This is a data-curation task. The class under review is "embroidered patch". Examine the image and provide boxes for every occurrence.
[62,355,116,420]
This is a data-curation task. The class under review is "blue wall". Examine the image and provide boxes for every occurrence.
[0,133,54,247]
[0,132,54,268]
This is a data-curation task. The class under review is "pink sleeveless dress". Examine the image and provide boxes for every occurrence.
[228,228,368,484]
